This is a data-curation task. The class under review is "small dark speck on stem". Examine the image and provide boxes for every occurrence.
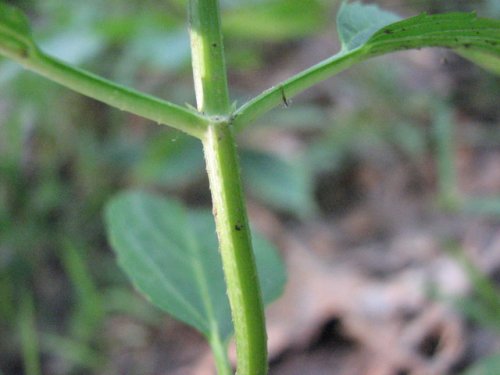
[234,223,243,231]
[212,43,217,47]
[463,43,471,48]
[280,86,290,108]
[384,29,393,34]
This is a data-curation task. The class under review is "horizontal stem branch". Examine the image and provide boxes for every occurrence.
[232,49,364,131]
[10,48,208,138]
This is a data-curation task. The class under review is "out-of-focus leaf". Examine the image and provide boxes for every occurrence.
[0,3,31,41]
[121,28,190,70]
[223,0,328,41]
[463,197,500,217]
[306,113,383,174]
[458,49,500,75]
[41,333,103,371]
[220,0,273,9]
[241,150,316,218]
[433,104,461,210]
[390,121,426,158]
[19,291,42,375]
[60,242,104,342]
[105,191,286,341]
[0,2,36,59]
[451,248,500,331]
[133,132,204,187]
[463,354,500,375]
[40,30,104,64]
[486,0,500,18]
[254,105,329,130]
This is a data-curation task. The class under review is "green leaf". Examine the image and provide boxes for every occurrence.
[364,12,500,59]
[337,2,500,61]
[241,150,316,218]
[337,1,401,51]
[0,3,36,58]
[104,191,286,342]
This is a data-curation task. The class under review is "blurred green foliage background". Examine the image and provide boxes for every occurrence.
[1,0,499,374]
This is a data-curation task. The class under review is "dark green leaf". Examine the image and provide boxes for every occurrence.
[105,191,286,341]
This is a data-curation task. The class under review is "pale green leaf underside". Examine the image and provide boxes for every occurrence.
[105,191,286,341]
[337,1,401,51]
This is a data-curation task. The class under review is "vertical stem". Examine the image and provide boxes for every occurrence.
[203,122,267,375]
[189,0,230,115]
[188,0,268,374]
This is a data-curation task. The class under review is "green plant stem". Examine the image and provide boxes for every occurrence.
[8,48,207,138]
[203,121,267,375]
[232,50,364,130]
[189,0,230,114]
[189,0,268,374]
